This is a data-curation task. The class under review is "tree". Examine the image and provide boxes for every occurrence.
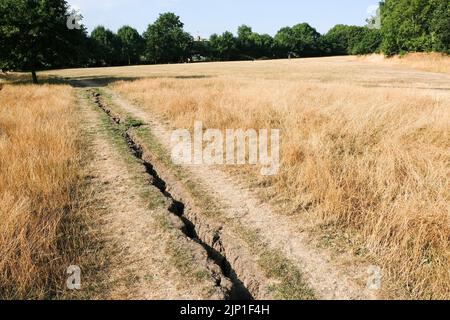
[380,0,449,55]
[351,29,382,55]
[430,0,450,53]
[237,25,256,59]
[256,33,275,58]
[209,32,238,61]
[191,38,213,61]
[90,26,121,66]
[0,0,88,83]
[322,25,349,55]
[274,23,321,58]
[274,27,293,57]
[322,25,381,56]
[236,25,275,59]
[117,26,144,65]
[291,23,322,56]
[143,12,193,64]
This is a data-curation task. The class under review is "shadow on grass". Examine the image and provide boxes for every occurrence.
[1,63,216,88]
[65,74,214,88]
[65,76,142,88]
[175,75,212,79]
[0,74,142,88]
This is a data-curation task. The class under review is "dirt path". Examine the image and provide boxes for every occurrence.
[93,85,381,300]
[77,88,233,300]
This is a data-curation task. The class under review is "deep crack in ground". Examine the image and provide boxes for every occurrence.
[89,89,253,300]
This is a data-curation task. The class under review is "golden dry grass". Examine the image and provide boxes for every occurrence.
[0,84,84,299]
[0,72,36,84]
[43,55,450,96]
[112,70,450,299]
[361,52,450,74]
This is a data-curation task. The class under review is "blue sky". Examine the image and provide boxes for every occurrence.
[68,0,380,36]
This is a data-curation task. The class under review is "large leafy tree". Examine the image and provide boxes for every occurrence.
[323,24,382,55]
[273,27,294,57]
[291,23,322,56]
[0,0,87,83]
[117,25,144,65]
[322,25,354,55]
[209,32,238,61]
[351,28,382,55]
[257,34,275,58]
[143,12,193,64]
[236,25,256,59]
[236,25,275,59]
[430,0,449,53]
[380,0,449,55]
[275,23,321,57]
[90,26,121,66]
[191,39,213,61]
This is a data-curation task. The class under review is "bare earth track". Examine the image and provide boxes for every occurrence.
[78,87,236,300]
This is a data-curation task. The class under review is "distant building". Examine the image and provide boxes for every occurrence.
[195,35,208,42]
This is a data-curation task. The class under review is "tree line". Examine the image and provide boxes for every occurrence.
[66,14,386,66]
[1,0,448,83]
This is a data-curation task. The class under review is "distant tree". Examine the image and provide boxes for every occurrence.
[237,25,256,59]
[323,25,354,55]
[209,32,238,61]
[275,23,321,57]
[351,28,382,55]
[117,26,144,65]
[291,23,322,56]
[322,24,380,55]
[90,26,121,66]
[256,33,275,58]
[143,13,193,64]
[191,39,212,61]
[236,25,275,59]
[273,27,293,57]
[0,0,88,83]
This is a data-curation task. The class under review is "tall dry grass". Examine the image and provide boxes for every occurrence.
[0,84,84,299]
[361,52,450,74]
[114,77,450,299]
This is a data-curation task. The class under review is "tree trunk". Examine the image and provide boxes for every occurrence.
[31,70,38,84]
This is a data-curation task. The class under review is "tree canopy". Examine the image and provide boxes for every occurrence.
[209,31,238,61]
[381,0,450,55]
[117,26,144,65]
[0,0,88,83]
[90,26,121,66]
[323,25,382,56]
[275,23,322,57]
[143,13,193,64]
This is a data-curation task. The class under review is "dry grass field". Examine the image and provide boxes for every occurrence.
[0,84,85,299]
[103,56,450,299]
[2,54,449,300]
[360,52,450,74]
